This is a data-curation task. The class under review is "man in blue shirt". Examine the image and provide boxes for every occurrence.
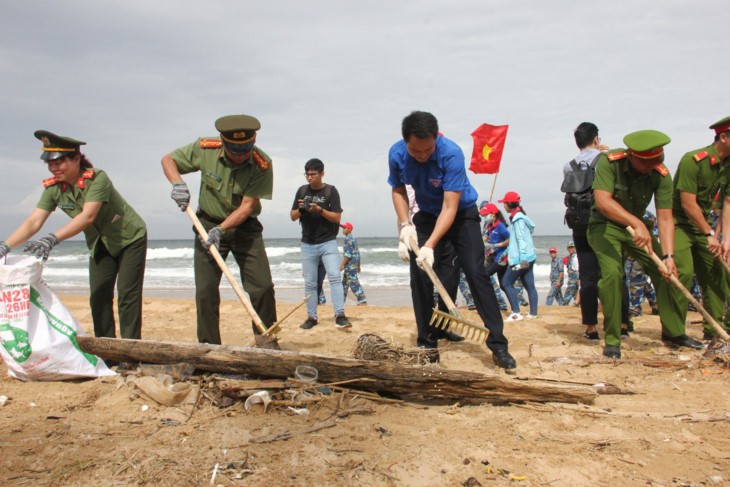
[388,111,515,370]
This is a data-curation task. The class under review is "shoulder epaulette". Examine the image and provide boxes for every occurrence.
[693,150,708,162]
[252,150,270,171]
[77,169,96,189]
[42,176,60,188]
[606,150,627,162]
[200,138,222,149]
[654,164,670,176]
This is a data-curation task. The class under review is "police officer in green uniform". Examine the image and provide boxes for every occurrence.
[587,129,704,358]
[161,114,277,344]
[0,131,148,340]
[672,116,730,340]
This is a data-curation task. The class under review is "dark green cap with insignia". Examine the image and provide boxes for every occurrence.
[215,114,261,144]
[623,130,671,159]
[709,116,730,135]
[34,130,86,161]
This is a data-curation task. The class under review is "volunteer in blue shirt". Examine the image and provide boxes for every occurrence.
[387,111,515,370]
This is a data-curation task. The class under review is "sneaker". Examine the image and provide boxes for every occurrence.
[620,328,630,339]
[505,312,523,322]
[300,317,319,329]
[525,314,538,320]
[356,301,368,306]
[492,350,517,370]
[335,314,352,329]
[583,331,600,341]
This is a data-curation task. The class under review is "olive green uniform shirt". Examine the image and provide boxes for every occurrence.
[672,144,729,232]
[170,138,273,220]
[589,149,673,225]
[36,169,147,257]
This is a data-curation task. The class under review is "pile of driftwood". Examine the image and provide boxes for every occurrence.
[78,336,598,404]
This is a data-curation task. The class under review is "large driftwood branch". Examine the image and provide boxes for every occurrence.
[77,337,597,404]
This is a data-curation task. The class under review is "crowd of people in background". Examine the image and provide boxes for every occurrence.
[2,110,729,369]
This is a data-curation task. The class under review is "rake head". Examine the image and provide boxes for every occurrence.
[429,308,488,343]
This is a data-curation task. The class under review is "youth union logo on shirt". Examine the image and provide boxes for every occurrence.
[429,178,442,187]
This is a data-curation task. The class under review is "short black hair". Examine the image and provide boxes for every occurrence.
[402,111,439,141]
[304,158,324,172]
[714,130,730,143]
[574,122,599,149]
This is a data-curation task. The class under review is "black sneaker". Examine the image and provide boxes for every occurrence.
[583,331,600,341]
[300,317,319,329]
[603,345,621,359]
[335,314,352,329]
[620,328,630,339]
[492,350,517,370]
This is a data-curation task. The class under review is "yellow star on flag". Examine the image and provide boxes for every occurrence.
[482,143,494,161]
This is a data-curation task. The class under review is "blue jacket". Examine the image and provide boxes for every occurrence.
[506,212,537,266]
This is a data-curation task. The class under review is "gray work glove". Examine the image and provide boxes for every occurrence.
[0,241,10,259]
[511,260,529,272]
[170,182,190,212]
[199,226,223,251]
[23,233,59,262]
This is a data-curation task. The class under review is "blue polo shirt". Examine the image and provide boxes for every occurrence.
[387,135,478,215]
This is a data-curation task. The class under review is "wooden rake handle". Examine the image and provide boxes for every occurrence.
[626,227,729,341]
[408,236,461,317]
[186,207,274,336]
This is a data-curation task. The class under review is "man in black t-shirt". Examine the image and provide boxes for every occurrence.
[290,158,351,330]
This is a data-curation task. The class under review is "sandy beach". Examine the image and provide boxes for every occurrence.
[1,294,728,486]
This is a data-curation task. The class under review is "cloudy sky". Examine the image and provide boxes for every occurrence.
[0,1,725,240]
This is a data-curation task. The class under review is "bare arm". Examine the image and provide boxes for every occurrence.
[594,189,651,247]
[4,208,53,248]
[161,154,184,184]
[656,207,677,278]
[722,196,730,261]
[220,196,258,231]
[391,186,411,227]
[680,191,720,255]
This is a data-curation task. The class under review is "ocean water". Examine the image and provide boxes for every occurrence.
[35,236,574,304]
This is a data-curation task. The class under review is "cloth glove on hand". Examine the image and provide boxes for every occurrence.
[171,182,190,212]
[416,246,435,270]
[23,233,59,262]
[398,224,418,250]
[0,241,10,259]
[200,226,223,251]
[397,241,410,263]
[512,260,529,271]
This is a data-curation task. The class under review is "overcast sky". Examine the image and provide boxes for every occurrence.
[0,1,725,240]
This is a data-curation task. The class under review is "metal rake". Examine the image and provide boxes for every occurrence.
[408,237,490,343]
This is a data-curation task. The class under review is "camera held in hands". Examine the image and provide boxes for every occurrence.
[298,200,311,215]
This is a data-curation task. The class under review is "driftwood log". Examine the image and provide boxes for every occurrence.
[77,337,597,404]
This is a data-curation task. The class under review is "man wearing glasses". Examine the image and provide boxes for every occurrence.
[161,114,277,345]
[290,158,351,330]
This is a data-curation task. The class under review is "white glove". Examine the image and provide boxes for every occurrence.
[397,241,410,262]
[399,223,417,246]
[416,246,434,270]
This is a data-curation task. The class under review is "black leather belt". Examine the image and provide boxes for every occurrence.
[196,210,224,225]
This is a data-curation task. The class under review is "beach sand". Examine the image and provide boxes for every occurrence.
[1,295,728,486]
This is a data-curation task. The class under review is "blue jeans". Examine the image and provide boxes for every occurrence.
[301,240,345,319]
[503,262,539,316]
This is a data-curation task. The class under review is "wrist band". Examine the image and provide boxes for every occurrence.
[661,254,673,260]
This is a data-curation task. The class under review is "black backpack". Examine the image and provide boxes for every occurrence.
[561,154,601,229]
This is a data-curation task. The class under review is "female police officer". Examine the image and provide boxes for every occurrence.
[0,131,147,340]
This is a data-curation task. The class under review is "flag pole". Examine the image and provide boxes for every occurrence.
[488,173,499,203]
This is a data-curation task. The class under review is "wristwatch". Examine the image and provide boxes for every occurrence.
[705,230,715,237]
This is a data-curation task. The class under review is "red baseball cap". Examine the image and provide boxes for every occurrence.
[549,247,557,253]
[340,222,353,230]
[498,191,521,203]
[479,203,499,216]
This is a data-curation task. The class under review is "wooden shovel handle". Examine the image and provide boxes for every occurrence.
[186,207,270,335]
[408,236,462,318]
[626,227,729,340]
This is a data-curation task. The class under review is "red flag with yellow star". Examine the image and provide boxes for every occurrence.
[469,123,509,174]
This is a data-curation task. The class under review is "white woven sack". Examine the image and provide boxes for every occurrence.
[0,255,115,381]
